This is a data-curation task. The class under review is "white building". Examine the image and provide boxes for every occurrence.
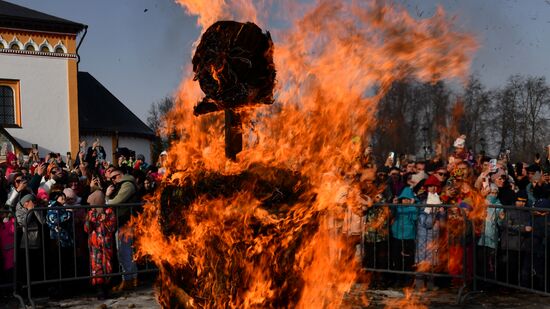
[0,0,154,164]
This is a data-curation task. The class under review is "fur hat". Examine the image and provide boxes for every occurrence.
[453,135,466,149]
[63,188,81,205]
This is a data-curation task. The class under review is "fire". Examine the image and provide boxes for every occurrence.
[209,64,223,89]
[384,287,428,309]
[132,0,477,307]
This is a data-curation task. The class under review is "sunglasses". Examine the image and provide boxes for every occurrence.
[109,174,121,181]
[15,179,23,183]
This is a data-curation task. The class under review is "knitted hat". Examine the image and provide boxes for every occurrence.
[87,190,105,206]
[19,193,36,205]
[424,175,441,187]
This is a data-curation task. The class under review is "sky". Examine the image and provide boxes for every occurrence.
[7,0,550,124]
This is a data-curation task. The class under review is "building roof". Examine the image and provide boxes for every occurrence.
[0,0,85,34]
[78,72,155,139]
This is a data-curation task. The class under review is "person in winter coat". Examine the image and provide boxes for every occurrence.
[477,183,502,280]
[106,169,139,292]
[85,189,116,299]
[497,190,532,286]
[15,194,44,282]
[0,210,16,289]
[46,191,75,281]
[4,173,31,210]
[390,186,418,284]
[415,176,443,290]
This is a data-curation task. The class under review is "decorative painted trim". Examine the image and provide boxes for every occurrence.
[0,35,7,49]
[24,38,39,51]
[38,39,53,52]
[0,48,77,58]
[53,40,67,53]
[8,36,23,50]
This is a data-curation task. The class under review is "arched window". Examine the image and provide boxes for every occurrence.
[0,86,16,125]
[55,47,64,53]
[26,45,36,51]
[40,45,50,52]
[10,43,20,50]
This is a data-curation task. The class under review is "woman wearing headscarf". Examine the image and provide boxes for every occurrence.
[84,183,116,299]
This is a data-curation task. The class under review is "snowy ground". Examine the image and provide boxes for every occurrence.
[2,282,550,308]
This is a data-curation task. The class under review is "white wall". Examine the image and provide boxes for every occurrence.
[118,136,151,164]
[80,134,151,164]
[1,53,72,157]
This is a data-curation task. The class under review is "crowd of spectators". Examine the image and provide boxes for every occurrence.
[338,135,550,291]
[0,139,166,299]
[2,133,550,300]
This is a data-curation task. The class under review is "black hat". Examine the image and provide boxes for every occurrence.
[515,190,528,202]
[527,164,541,173]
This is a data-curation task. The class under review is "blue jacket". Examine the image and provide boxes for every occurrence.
[478,196,502,249]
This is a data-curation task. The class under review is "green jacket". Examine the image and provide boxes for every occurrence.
[107,175,137,226]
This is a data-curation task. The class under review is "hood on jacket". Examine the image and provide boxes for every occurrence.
[398,187,416,201]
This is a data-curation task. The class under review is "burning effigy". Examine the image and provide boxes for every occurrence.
[132,1,477,308]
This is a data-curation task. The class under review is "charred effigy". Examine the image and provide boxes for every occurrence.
[192,21,276,114]
[192,21,276,159]
[155,22,321,308]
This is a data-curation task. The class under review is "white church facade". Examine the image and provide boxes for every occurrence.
[0,0,154,163]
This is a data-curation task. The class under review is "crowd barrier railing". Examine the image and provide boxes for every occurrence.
[359,203,470,303]
[471,204,550,298]
[20,203,157,308]
[0,207,25,307]
[9,201,550,307]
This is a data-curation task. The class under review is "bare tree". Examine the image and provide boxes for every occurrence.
[147,96,175,163]
[461,75,491,154]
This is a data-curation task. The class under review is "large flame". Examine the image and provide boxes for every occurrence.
[133,0,477,307]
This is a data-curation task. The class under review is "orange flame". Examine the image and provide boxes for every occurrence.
[133,0,477,307]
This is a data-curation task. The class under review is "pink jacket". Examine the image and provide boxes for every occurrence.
[0,217,15,270]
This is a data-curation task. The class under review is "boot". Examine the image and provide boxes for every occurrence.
[111,280,133,293]
[97,285,109,300]
[131,277,139,288]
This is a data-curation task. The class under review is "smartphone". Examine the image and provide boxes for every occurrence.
[533,171,542,182]
[66,152,72,159]
[489,159,497,173]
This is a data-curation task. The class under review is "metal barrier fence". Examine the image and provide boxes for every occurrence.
[0,208,25,307]
[358,202,550,303]
[472,203,550,298]
[359,203,470,303]
[5,200,550,306]
[18,203,157,308]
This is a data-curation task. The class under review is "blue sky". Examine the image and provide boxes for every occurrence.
[8,0,550,123]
